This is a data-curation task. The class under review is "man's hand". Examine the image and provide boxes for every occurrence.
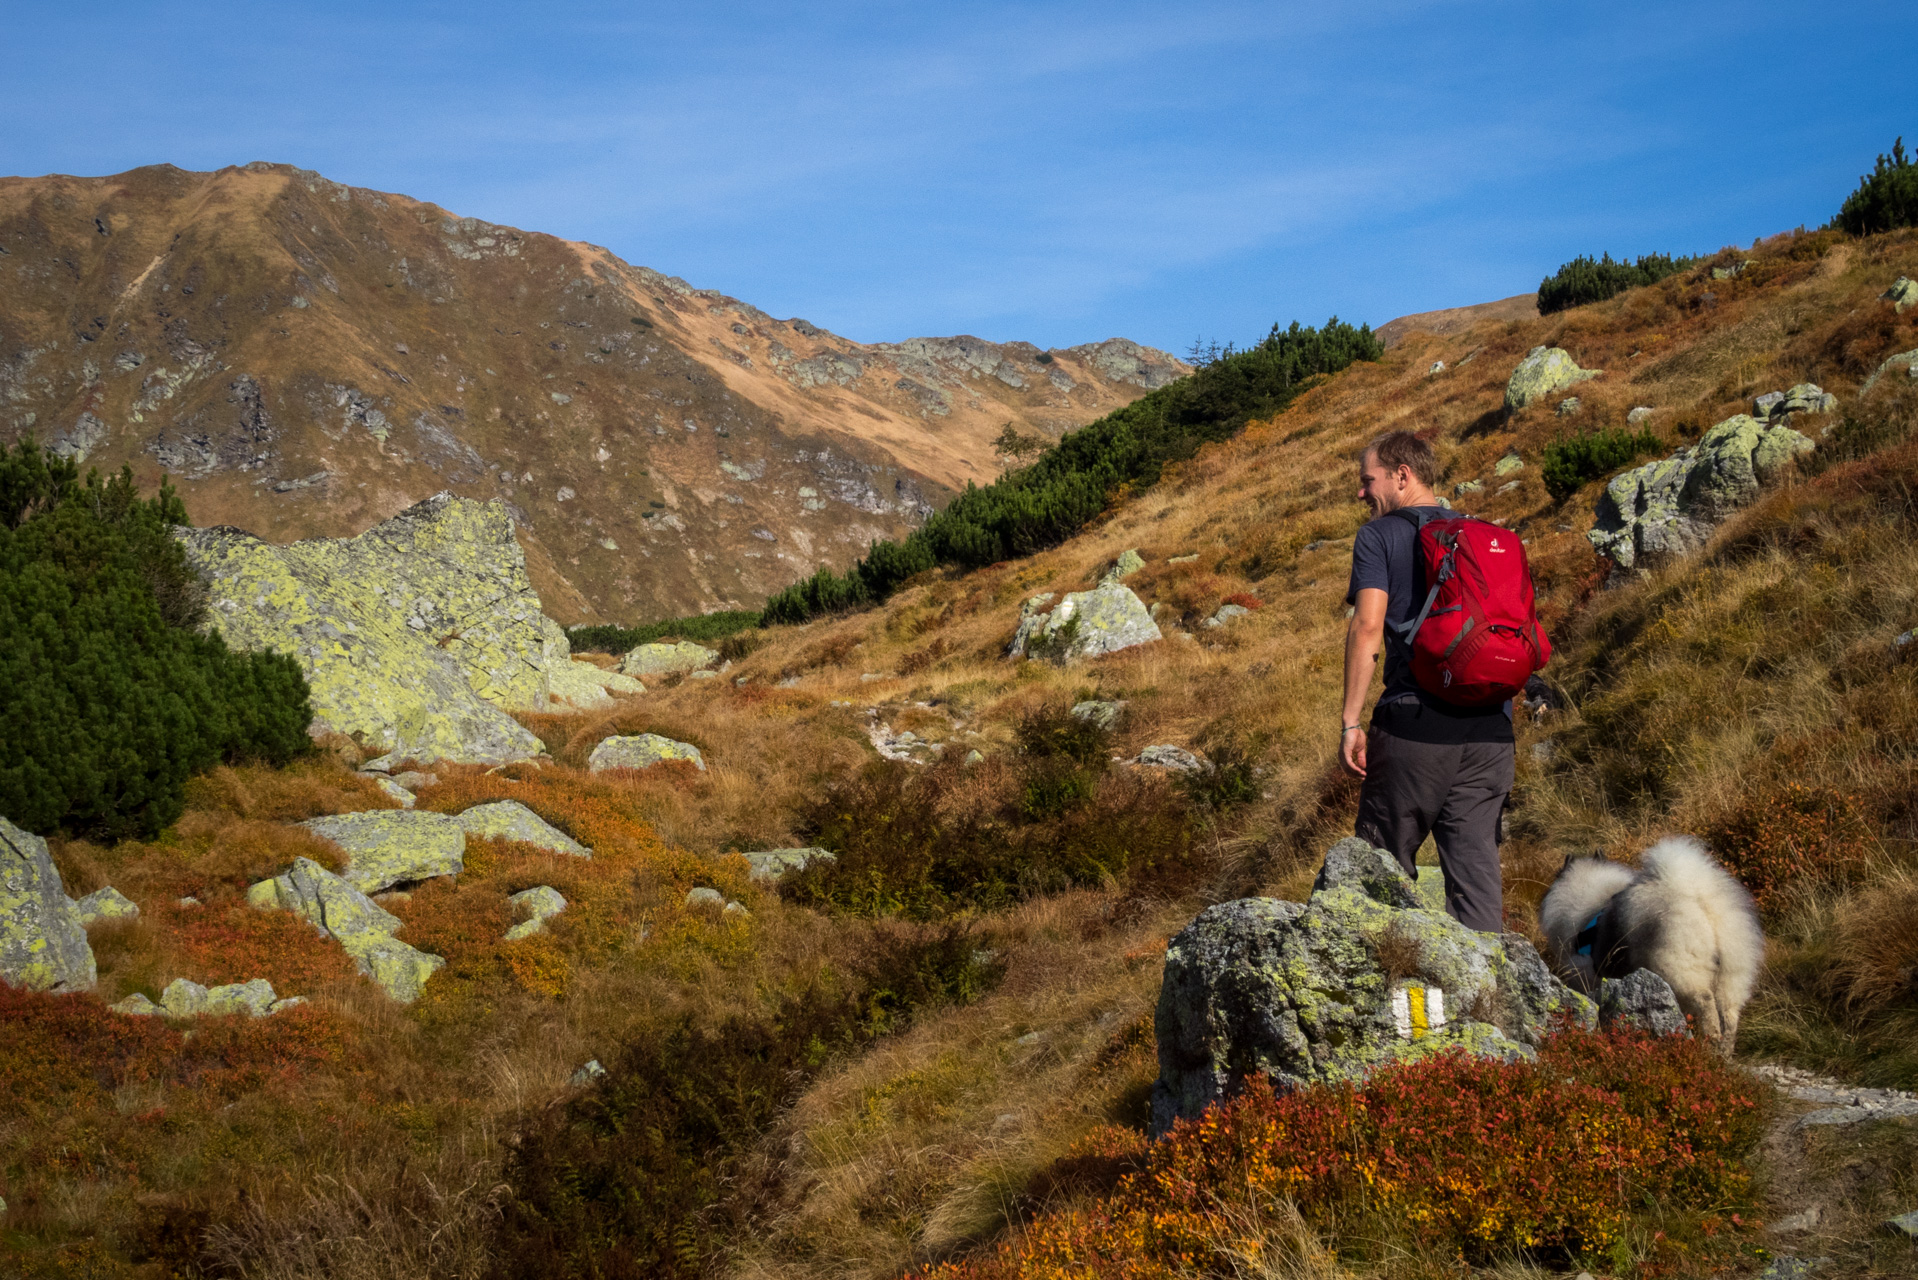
[1340,725,1367,777]
[1340,587,1388,778]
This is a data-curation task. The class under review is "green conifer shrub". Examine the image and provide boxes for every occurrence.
[1537,252,1698,315]
[0,443,312,838]
[1834,137,1918,235]
[1540,426,1664,501]
[566,609,762,655]
[761,318,1383,625]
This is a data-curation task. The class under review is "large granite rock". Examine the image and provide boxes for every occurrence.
[1008,583,1163,663]
[619,640,720,677]
[1588,414,1815,570]
[0,817,95,993]
[456,801,591,858]
[588,733,706,772]
[300,811,466,893]
[247,855,444,1003]
[182,493,563,767]
[1505,346,1600,411]
[1149,837,1594,1136]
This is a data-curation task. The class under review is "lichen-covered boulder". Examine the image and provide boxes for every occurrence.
[246,856,442,1003]
[1588,414,1815,570]
[1070,699,1126,730]
[1101,549,1145,583]
[75,886,139,925]
[0,817,95,993]
[505,885,568,940]
[457,800,591,858]
[1885,276,1917,314]
[742,848,835,882]
[1149,837,1594,1136]
[1133,744,1207,772]
[686,887,725,909]
[181,493,560,767]
[249,856,404,938]
[1008,582,1162,663]
[620,641,719,677]
[1598,968,1689,1037]
[338,933,445,1003]
[111,993,159,1016]
[1504,346,1599,411]
[369,776,416,808]
[301,811,465,893]
[588,733,706,772]
[547,659,645,708]
[203,978,278,1017]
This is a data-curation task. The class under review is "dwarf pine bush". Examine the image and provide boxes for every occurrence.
[1540,426,1664,500]
[0,442,312,838]
[761,318,1383,625]
[1835,136,1918,235]
[1537,252,1698,315]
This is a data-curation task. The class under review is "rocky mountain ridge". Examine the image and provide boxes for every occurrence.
[0,162,1185,622]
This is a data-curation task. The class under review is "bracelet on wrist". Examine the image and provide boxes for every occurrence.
[1341,724,1361,735]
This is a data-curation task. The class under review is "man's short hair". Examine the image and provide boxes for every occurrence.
[1363,431,1438,486]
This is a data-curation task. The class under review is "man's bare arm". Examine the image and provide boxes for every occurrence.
[1340,587,1388,776]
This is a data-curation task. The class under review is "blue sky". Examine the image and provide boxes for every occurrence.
[2,1,1907,353]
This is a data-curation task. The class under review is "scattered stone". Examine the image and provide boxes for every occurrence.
[1203,603,1250,628]
[0,816,96,993]
[110,993,160,1016]
[1711,261,1749,281]
[1070,699,1126,730]
[1885,276,1917,313]
[182,494,566,767]
[75,886,139,925]
[1756,383,1837,420]
[1149,838,1594,1136]
[1888,1209,1918,1237]
[504,885,567,941]
[689,670,717,680]
[369,775,416,808]
[1496,480,1522,495]
[1166,553,1199,564]
[1428,360,1445,375]
[270,997,307,1013]
[1588,414,1816,570]
[1494,452,1525,476]
[1556,396,1581,416]
[1504,347,1600,411]
[301,810,466,893]
[963,749,985,765]
[1771,1208,1821,1234]
[619,640,720,677]
[456,800,591,858]
[723,901,750,918]
[686,887,726,909]
[246,857,442,1003]
[161,978,208,1017]
[1627,406,1657,424]
[1008,582,1162,663]
[1453,480,1484,496]
[203,978,279,1017]
[177,896,201,908]
[588,733,706,772]
[1597,968,1689,1036]
[571,1059,607,1086]
[742,848,835,882]
[1133,744,1207,772]
[1102,549,1146,582]
[1760,1259,1829,1280]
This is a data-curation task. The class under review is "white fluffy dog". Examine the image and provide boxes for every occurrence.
[1540,836,1764,1052]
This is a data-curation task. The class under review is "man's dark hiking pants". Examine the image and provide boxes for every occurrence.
[1354,729,1513,933]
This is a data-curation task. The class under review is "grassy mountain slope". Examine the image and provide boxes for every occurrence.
[0,163,1185,623]
[8,223,1918,1278]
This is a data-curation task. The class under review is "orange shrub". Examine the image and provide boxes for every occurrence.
[160,899,360,993]
[931,1028,1764,1278]
[1704,782,1873,912]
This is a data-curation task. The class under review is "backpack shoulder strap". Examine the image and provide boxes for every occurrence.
[1389,507,1432,532]
[1386,507,1448,642]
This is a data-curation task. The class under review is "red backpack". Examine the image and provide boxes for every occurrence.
[1389,509,1551,706]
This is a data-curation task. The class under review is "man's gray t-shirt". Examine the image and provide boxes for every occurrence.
[1347,506,1513,745]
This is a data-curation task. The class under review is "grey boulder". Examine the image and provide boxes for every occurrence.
[0,816,96,993]
[588,733,707,772]
[1589,413,1815,570]
[1505,346,1599,412]
[75,886,139,925]
[1008,583,1162,663]
[742,848,835,882]
[619,640,720,677]
[505,885,568,941]
[1597,968,1689,1037]
[1150,837,1594,1136]
[246,856,443,1003]
[300,810,466,893]
[456,800,591,858]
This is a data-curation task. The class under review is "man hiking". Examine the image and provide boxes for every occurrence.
[1339,431,1517,933]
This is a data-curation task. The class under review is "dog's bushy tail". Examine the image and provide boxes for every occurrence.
[1637,836,1765,1034]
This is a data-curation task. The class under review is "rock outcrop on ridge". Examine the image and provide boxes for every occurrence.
[1149,838,1593,1137]
[0,817,96,993]
[184,493,584,766]
[1588,413,1816,570]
